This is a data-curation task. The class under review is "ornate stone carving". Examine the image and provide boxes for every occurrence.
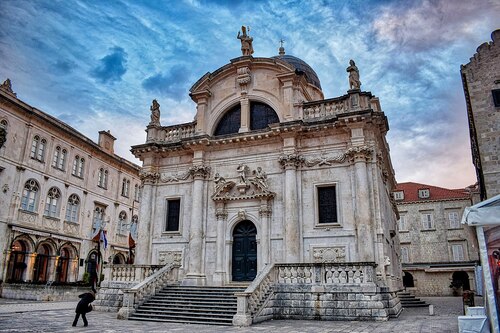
[158,251,182,266]
[278,153,305,169]
[303,153,347,167]
[215,207,228,220]
[149,99,161,126]
[312,247,346,263]
[212,166,275,201]
[259,204,272,217]
[189,164,211,179]
[345,145,373,162]
[139,170,160,184]
[237,67,251,86]
[160,170,191,183]
[237,26,253,56]
[346,59,361,90]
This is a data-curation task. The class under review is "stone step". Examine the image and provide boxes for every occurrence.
[129,285,245,326]
[397,291,429,308]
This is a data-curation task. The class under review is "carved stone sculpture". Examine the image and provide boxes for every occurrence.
[149,99,161,126]
[346,59,361,90]
[237,26,254,56]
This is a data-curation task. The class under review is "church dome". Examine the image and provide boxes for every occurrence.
[272,54,322,90]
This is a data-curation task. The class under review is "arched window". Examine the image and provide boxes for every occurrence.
[44,187,61,217]
[72,155,85,178]
[112,253,126,264]
[33,244,51,283]
[213,102,279,136]
[30,135,47,162]
[118,211,127,235]
[52,147,67,171]
[92,206,105,231]
[121,178,130,197]
[134,185,141,202]
[21,179,40,212]
[65,194,80,223]
[403,271,415,288]
[98,168,108,189]
[52,146,61,168]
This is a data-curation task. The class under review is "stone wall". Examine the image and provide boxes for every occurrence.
[1,283,90,301]
[404,269,476,296]
[259,284,401,321]
[93,280,136,312]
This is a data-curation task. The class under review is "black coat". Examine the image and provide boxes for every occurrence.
[75,292,95,314]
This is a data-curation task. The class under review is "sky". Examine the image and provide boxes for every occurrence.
[0,0,498,189]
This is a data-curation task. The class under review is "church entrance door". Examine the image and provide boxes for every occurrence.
[232,220,257,281]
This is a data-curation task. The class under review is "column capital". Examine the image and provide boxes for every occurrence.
[189,164,211,179]
[139,170,160,184]
[278,153,304,169]
[345,145,372,163]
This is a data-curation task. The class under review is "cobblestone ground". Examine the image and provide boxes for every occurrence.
[0,296,482,332]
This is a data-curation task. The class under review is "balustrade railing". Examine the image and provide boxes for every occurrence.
[118,263,179,318]
[104,264,164,283]
[162,122,196,142]
[303,99,348,120]
[234,262,376,326]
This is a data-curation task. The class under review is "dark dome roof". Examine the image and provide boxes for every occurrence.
[272,55,322,89]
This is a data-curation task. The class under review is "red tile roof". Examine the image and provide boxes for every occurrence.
[394,182,471,203]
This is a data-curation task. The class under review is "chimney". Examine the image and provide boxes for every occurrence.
[98,130,116,154]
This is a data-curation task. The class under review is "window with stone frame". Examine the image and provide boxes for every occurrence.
[398,214,408,231]
[30,135,47,162]
[121,178,130,197]
[52,146,67,171]
[134,184,141,202]
[72,155,85,178]
[451,244,465,261]
[165,198,181,232]
[97,168,108,189]
[117,211,128,235]
[401,246,410,263]
[65,194,80,223]
[21,179,40,212]
[317,185,338,225]
[44,187,61,218]
[420,212,434,230]
[418,188,430,199]
[92,205,106,233]
[448,211,461,229]
[393,191,404,201]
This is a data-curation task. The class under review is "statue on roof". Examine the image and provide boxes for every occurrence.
[149,99,161,126]
[237,26,254,56]
[346,59,361,90]
[1,78,14,94]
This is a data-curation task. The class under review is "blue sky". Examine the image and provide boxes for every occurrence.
[0,0,498,188]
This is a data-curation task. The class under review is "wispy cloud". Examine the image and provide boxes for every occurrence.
[142,65,190,101]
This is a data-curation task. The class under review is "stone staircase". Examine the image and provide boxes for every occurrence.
[398,291,429,308]
[128,285,246,326]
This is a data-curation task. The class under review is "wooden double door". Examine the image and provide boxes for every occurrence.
[232,220,257,281]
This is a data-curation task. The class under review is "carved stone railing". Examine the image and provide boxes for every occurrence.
[104,264,164,283]
[162,122,196,142]
[303,98,348,120]
[117,263,179,319]
[233,262,377,326]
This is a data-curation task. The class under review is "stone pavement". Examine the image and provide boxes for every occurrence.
[0,296,482,332]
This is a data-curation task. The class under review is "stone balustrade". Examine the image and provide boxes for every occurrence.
[233,262,380,326]
[104,264,164,283]
[117,263,179,319]
[303,98,348,120]
[162,122,196,142]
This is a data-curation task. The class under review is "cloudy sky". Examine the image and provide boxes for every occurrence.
[0,0,498,189]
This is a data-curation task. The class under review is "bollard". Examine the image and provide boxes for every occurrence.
[429,304,434,316]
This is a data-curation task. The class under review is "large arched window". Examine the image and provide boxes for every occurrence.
[65,194,80,223]
[44,187,61,217]
[30,135,47,162]
[98,168,108,189]
[57,247,70,283]
[21,179,40,212]
[8,240,27,282]
[72,155,85,178]
[52,146,67,171]
[118,211,127,235]
[33,244,51,283]
[213,102,279,136]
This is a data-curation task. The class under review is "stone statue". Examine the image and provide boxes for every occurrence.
[237,164,248,184]
[150,99,160,126]
[346,59,361,90]
[1,78,14,93]
[237,26,254,56]
[214,173,226,191]
[253,167,268,189]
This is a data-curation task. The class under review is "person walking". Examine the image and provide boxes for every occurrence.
[72,289,95,327]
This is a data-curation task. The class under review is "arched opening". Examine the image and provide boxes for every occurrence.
[86,251,99,286]
[57,247,70,283]
[7,240,27,282]
[33,244,51,283]
[112,253,126,264]
[232,220,257,281]
[451,271,471,291]
[403,271,415,288]
[213,102,279,136]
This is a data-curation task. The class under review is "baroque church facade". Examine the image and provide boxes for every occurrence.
[131,30,402,299]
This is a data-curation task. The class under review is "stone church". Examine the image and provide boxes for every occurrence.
[128,28,402,322]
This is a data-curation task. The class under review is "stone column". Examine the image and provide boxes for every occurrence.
[135,172,158,265]
[184,164,210,285]
[259,199,272,267]
[347,146,374,262]
[278,153,303,263]
[213,202,227,285]
[237,66,251,133]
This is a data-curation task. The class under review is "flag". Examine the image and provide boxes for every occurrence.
[100,230,108,249]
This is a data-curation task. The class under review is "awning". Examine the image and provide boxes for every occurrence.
[462,194,500,226]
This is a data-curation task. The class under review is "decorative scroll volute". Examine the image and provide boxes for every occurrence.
[189,164,211,179]
[278,153,304,169]
[139,170,160,184]
[345,145,372,163]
